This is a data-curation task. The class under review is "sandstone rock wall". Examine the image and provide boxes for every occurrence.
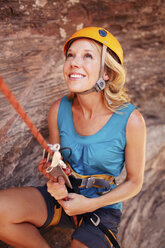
[0,0,165,247]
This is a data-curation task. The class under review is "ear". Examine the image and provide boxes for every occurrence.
[103,72,109,81]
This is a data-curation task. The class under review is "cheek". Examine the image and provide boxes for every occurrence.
[88,64,100,79]
[63,63,68,77]
[88,59,100,71]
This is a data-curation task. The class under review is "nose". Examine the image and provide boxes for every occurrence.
[70,56,82,68]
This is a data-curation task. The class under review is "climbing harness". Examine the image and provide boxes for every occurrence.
[64,161,116,195]
[40,149,120,247]
[64,163,120,247]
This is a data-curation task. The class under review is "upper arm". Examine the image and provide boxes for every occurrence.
[48,99,61,144]
[125,109,146,188]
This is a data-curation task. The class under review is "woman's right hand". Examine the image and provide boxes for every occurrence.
[47,176,68,200]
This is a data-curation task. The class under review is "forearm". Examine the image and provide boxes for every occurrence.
[57,177,143,216]
[89,178,143,211]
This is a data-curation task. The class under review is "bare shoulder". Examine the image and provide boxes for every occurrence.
[126,109,146,144]
[48,98,62,144]
[127,109,146,130]
[48,98,62,117]
[48,98,62,130]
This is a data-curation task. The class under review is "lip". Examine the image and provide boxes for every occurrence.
[68,73,86,79]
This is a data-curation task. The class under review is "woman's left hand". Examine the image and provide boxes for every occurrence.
[58,193,94,216]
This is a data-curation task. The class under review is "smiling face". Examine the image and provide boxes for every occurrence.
[63,38,101,93]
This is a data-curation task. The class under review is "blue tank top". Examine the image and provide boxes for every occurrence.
[57,96,136,211]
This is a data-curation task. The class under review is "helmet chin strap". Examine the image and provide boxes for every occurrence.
[76,45,107,95]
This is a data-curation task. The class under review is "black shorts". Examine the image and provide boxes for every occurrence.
[36,185,122,248]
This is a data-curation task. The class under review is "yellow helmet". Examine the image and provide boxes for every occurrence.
[64,26,123,64]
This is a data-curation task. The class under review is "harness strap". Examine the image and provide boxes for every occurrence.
[69,176,115,195]
[64,161,116,195]
[80,177,111,189]
[66,161,114,181]
[47,204,62,227]
[83,213,120,248]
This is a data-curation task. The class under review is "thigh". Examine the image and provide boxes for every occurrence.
[0,186,48,227]
[37,185,76,229]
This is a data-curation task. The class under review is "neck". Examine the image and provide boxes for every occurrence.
[74,92,108,119]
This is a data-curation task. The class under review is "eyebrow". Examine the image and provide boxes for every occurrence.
[67,48,95,53]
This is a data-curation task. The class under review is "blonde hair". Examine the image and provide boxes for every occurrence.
[67,39,130,112]
[103,47,130,112]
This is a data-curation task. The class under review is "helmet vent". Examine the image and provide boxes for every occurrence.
[98,29,107,37]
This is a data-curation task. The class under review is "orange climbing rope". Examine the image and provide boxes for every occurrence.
[0,76,53,156]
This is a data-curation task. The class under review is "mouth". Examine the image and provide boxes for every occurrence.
[69,73,85,79]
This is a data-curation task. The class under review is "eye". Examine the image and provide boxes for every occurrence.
[84,53,93,59]
[66,53,73,59]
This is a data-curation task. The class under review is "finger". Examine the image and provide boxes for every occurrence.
[68,193,77,199]
[47,180,54,189]
[57,176,65,185]
[47,180,55,186]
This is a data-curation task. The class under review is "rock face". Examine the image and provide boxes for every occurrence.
[0,0,164,247]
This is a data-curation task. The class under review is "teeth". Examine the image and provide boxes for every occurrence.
[70,74,84,78]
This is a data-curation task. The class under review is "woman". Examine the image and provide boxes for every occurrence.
[0,27,146,248]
